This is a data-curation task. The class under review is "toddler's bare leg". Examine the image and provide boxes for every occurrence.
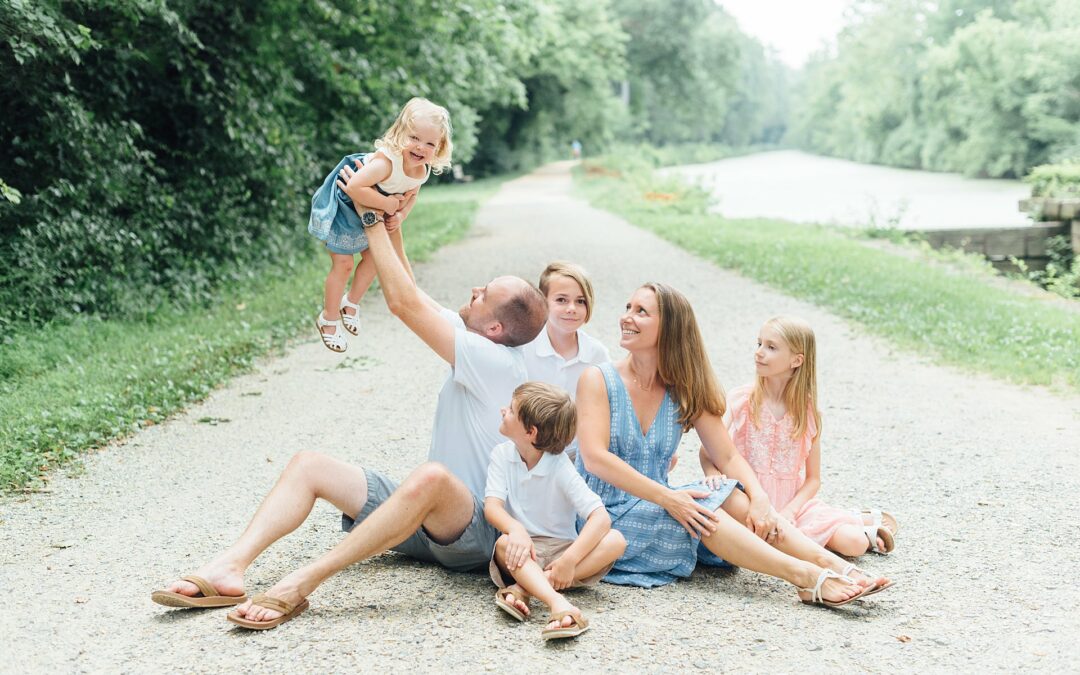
[347,253,377,305]
[323,252,354,325]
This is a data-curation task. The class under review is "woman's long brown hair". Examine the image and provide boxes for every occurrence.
[645,282,725,431]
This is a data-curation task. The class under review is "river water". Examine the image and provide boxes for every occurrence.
[669,150,1033,231]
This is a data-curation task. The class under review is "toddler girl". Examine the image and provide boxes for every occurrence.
[308,97,452,352]
[701,316,898,557]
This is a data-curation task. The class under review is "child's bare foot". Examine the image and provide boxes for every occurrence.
[495,584,530,620]
[544,598,581,632]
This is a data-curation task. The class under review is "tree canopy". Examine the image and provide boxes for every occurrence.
[788,0,1080,177]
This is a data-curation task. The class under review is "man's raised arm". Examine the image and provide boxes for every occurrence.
[350,216,457,365]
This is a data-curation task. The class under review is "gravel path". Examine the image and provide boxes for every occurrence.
[3,161,1078,673]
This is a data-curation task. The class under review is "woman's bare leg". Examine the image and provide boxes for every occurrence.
[698,507,863,604]
[720,490,887,587]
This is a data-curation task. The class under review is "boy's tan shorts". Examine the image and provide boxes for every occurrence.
[489,535,614,589]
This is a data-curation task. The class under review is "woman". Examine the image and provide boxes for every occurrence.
[575,283,889,605]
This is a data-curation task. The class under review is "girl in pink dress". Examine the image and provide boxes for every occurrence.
[702,316,897,557]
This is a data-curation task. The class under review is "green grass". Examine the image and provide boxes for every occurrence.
[0,175,509,490]
[575,157,1080,392]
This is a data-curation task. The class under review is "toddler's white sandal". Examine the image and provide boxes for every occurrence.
[339,294,361,336]
[315,312,347,353]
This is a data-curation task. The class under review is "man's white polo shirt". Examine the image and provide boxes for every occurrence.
[429,308,528,499]
[484,441,604,540]
[522,325,610,401]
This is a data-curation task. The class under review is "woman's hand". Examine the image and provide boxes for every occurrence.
[660,488,720,539]
[746,494,781,542]
[505,529,535,570]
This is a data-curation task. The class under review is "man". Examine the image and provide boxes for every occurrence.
[152,168,547,628]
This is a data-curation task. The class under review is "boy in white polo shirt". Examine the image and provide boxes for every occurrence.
[484,382,626,641]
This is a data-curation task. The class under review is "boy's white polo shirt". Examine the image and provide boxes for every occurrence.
[485,441,604,540]
[522,326,610,400]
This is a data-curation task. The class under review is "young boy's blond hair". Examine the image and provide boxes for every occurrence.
[513,382,576,454]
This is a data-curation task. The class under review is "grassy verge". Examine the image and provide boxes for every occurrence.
[0,176,509,490]
[575,155,1080,392]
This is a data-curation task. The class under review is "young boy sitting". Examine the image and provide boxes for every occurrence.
[484,382,626,641]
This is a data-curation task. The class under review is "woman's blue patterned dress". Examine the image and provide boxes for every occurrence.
[576,363,740,587]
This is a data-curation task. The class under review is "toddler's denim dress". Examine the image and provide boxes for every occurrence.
[308,153,389,255]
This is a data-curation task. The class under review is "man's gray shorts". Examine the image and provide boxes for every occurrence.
[341,467,498,573]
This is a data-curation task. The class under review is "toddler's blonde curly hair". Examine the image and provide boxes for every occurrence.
[374,97,453,174]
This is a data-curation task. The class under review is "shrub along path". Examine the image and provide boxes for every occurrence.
[2,162,1078,671]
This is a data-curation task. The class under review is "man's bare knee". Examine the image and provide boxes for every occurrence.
[285,450,327,477]
[399,462,453,502]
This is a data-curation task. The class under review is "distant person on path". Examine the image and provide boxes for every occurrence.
[523,262,610,461]
[574,283,890,606]
[152,193,547,629]
[570,139,582,160]
[308,97,453,353]
[484,382,625,640]
[700,316,899,558]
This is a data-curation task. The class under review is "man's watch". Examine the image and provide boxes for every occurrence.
[360,211,380,228]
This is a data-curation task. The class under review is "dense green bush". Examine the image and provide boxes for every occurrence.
[0,0,617,327]
[1026,161,1080,197]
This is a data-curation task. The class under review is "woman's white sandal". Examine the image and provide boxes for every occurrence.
[315,312,347,352]
[798,569,869,608]
[339,294,361,336]
[840,563,894,596]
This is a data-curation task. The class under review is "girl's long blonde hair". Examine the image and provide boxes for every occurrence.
[749,316,821,441]
[645,282,725,431]
[374,97,453,173]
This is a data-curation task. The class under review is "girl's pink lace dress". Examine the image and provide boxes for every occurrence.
[725,384,859,546]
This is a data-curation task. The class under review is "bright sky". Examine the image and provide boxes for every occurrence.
[715,0,853,69]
